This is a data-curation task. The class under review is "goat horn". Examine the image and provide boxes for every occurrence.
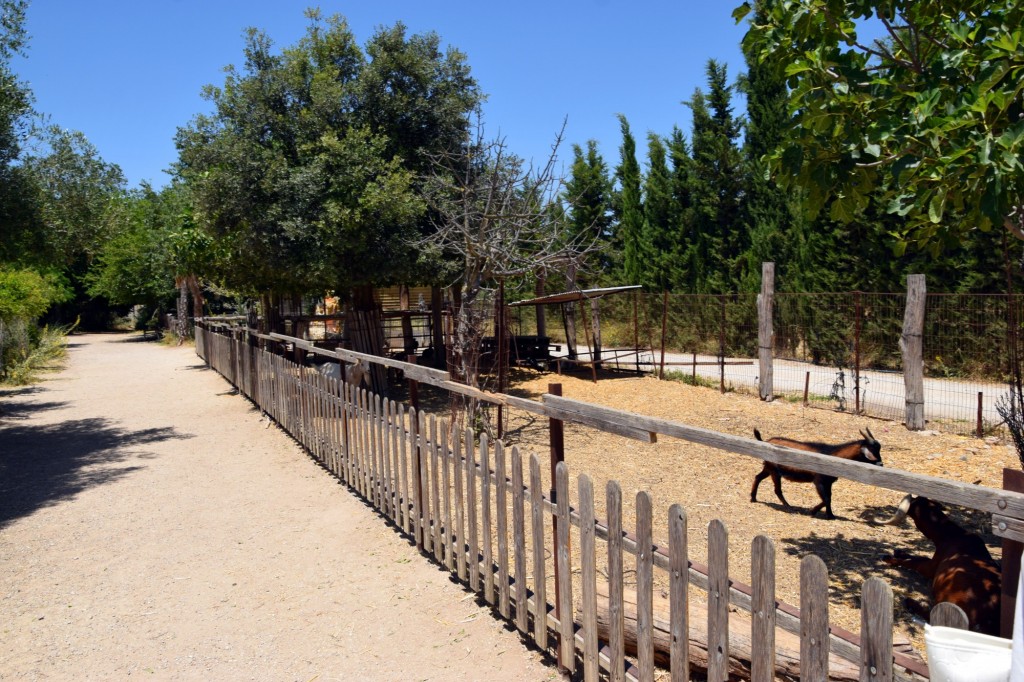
[860,427,877,444]
[872,494,913,525]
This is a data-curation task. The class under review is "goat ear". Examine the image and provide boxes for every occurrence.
[861,445,880,462]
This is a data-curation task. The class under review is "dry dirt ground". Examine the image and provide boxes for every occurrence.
[494,364,1013,658]
[0,334,556,681]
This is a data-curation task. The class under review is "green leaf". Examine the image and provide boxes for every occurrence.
[731,2,752,23]
[927,192,946,224]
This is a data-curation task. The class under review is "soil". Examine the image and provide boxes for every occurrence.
[495,364,1012,659]
[0,334,556,681]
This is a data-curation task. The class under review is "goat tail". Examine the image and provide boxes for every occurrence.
[753,428,763,441]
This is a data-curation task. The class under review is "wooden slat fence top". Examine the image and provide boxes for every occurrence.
[542,394,1024,523]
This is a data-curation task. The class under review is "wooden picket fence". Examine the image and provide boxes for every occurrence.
[194,322,1024,682]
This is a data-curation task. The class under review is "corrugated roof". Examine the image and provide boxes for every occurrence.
[508,285,642,307]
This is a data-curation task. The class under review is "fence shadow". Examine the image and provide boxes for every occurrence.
[0,417,193,529]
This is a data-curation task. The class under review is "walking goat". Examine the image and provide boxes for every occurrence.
[750,427,882,519]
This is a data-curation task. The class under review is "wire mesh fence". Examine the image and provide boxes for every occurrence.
[508,289,1022,438]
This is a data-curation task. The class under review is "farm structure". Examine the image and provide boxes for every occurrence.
[196,320,1024,681]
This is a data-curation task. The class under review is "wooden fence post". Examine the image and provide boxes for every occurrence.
[407,355,423,550]
[758,262,775,401]
[1001,467,1024,638]
[548,382,566,635]
[660,291,668,380]
[901,275,926,430]
[860,578,893,682]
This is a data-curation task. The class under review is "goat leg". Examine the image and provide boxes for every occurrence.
[812,479,836,519]
[750,467,771,502]
[770,470,792,508]
[885,554,936,579]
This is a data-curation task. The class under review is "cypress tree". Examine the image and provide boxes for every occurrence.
[686,61,743,293]
[643,132,674,291]
[614,114,645,286]
[738,0,794,291]
[564,140,614,283]
[667,126,694,291]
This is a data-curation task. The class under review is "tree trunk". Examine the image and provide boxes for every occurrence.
[535,274,546,338]
[175,277,188,345]
[345,285,388,395]
[259,292,283,336]
[430,286,445,369]
[564,265,578,360]
[185,274,204,336]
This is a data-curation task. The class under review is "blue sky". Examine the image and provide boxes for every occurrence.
[14,1,753,189]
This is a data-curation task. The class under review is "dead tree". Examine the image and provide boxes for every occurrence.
[422,116,595,436]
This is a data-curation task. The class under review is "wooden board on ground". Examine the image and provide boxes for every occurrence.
[586,581,922,682]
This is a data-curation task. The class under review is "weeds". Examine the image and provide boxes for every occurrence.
[662,369,723,390]
[1,322,75,385]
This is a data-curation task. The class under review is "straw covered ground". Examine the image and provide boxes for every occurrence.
[491,365,1011,658]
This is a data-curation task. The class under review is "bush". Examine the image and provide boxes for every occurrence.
[0,266,73,383]
[1,322,74,385]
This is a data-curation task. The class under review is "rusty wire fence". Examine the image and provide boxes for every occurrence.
[511,289,1023,438]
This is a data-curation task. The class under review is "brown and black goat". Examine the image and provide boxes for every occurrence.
[875,494,1001,636]
[750,427,882,519]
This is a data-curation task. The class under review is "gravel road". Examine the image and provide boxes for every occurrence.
[0,333,556,681]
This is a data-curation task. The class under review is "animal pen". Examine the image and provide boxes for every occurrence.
[195,319,1024,681]
[510,267,1024,439]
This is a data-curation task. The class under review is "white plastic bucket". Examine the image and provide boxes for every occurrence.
[925,624,1012,682]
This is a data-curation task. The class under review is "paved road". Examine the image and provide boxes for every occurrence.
[0,334,555,681]
[557,346,1009,433]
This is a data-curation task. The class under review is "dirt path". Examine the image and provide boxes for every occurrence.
[0,333,555,681]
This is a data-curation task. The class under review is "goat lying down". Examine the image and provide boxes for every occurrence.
[875,494,1001,636]
[750,427,882,519]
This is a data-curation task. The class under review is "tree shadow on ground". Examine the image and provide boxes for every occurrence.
[779,499,1000,638]
[0,417,193,529]
[779,529,935,638]
[0,400,69,420]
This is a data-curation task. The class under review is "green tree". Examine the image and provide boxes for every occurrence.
[176,14,366,299]
[21,126,125,268]
[737,0,796,291]
[686,61,744,292]
[614,114,645,286]
[735,0,1024,252]
[643,133,675,291]
[176,11,480,316]
[0,0,37,266]
[564,140,614,282]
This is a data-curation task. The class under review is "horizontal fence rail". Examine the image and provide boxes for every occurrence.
[195,323,1024,681]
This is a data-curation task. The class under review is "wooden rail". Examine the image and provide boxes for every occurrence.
[196,324,1010,681]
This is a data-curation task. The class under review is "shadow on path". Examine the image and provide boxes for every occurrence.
[0,417,193,529]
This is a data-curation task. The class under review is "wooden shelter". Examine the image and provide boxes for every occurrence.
[509,285,648,381]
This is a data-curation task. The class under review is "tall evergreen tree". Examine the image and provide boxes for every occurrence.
[737,0,794,291]
[666,127,695,291]
[686,60,744,293]
[564,140,614,283]
[614,114,645,286]
[643,133,674,290]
